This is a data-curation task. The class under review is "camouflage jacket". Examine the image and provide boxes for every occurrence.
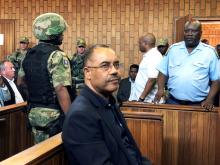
[70,53,85,84]
[7,49,29,74]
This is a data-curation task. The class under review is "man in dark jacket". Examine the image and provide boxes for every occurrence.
[62,44,151,165]
[117,64,139,105]
[0,60,24,106]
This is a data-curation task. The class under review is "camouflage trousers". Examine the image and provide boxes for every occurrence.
[28,107,60,144]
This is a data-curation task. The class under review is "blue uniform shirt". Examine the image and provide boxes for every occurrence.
[157,41,219,102]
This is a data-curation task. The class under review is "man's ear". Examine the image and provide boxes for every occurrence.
[0,71,5,76]
[83,67,91,80]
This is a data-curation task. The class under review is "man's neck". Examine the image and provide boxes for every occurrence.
[186,44,199,53]
[4,76,13,82]
[187,47,194,53]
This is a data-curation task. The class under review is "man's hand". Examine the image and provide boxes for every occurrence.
[201,99,214,111]
[153,89,164,104]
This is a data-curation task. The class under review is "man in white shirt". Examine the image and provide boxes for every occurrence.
[0,60,24,105]
[129,33,163,103]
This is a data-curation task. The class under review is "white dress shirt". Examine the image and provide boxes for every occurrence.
[5,77,24,103]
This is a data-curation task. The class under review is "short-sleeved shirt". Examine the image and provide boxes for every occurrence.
[129,47,163,102]
[157,41,219,102]
[218,59,220,80]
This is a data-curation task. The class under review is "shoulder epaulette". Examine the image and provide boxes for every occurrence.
[213,49,220,59]
[163,41,182,56]
[201,43,220,59]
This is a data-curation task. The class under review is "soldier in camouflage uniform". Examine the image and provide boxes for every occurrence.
[7,36,30,80]
[18,13,75,144]
[70,38,87,92]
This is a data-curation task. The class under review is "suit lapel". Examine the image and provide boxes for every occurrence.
[95,103,138,164]
[127,78,131,96]
[81,87,133,162]
[2,76,16,104]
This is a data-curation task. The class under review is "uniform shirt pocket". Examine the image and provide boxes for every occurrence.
[169,62,181,77]
[192,61,209,78]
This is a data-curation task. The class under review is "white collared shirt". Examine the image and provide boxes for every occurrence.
[5,77,24,103]
[129,77,135,99]
[129,47,163,103]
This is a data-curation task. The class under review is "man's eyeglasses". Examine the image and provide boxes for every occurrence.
[86,62,121,71]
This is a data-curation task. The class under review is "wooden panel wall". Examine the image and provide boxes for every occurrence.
[202,22,220,47]
[0,20,15,60]
[0,0,220,76]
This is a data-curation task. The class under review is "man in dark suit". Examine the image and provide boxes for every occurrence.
[117,64,139,105]
[0,60,24,106]
[62,44,151,165]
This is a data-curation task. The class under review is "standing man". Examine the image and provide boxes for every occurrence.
[214,44,220,106]
[62,44,151,165]
[7,36,30,79]
[154,19,219,110]
[18,13,74,144]
[70,38,87,92]
[117,64,139,105]
[129,33,163,103]
[0,60,24,106]
[157,38,169,56]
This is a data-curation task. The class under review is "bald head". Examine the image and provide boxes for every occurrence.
[139,33,156,53]
[184,19,202,48]
[184,20,202,31]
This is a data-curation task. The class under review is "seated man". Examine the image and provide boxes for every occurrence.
[62,44,151,165]
[0,75,11,107]
[117,64,139,105]
[0,60,24,106]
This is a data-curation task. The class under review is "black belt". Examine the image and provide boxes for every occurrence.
[169,94,202,105]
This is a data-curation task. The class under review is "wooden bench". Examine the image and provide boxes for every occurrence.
[0,133,66,165]
[123,111,163,165]
[0,102,33,161]
[0,111,163,165]
[121,101,220,165]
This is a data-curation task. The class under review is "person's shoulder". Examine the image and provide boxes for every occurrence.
[50,50,67,58]
[8,50,20,57]
[163,41,183,56]
[120,77,129,83]
[201,42,216,51]
[67,95,97,118]
[200,43,219,58]
[48,50,69,66]
[170,41,183,49]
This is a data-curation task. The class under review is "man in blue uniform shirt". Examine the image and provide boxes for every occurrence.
[154,19,219,110]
